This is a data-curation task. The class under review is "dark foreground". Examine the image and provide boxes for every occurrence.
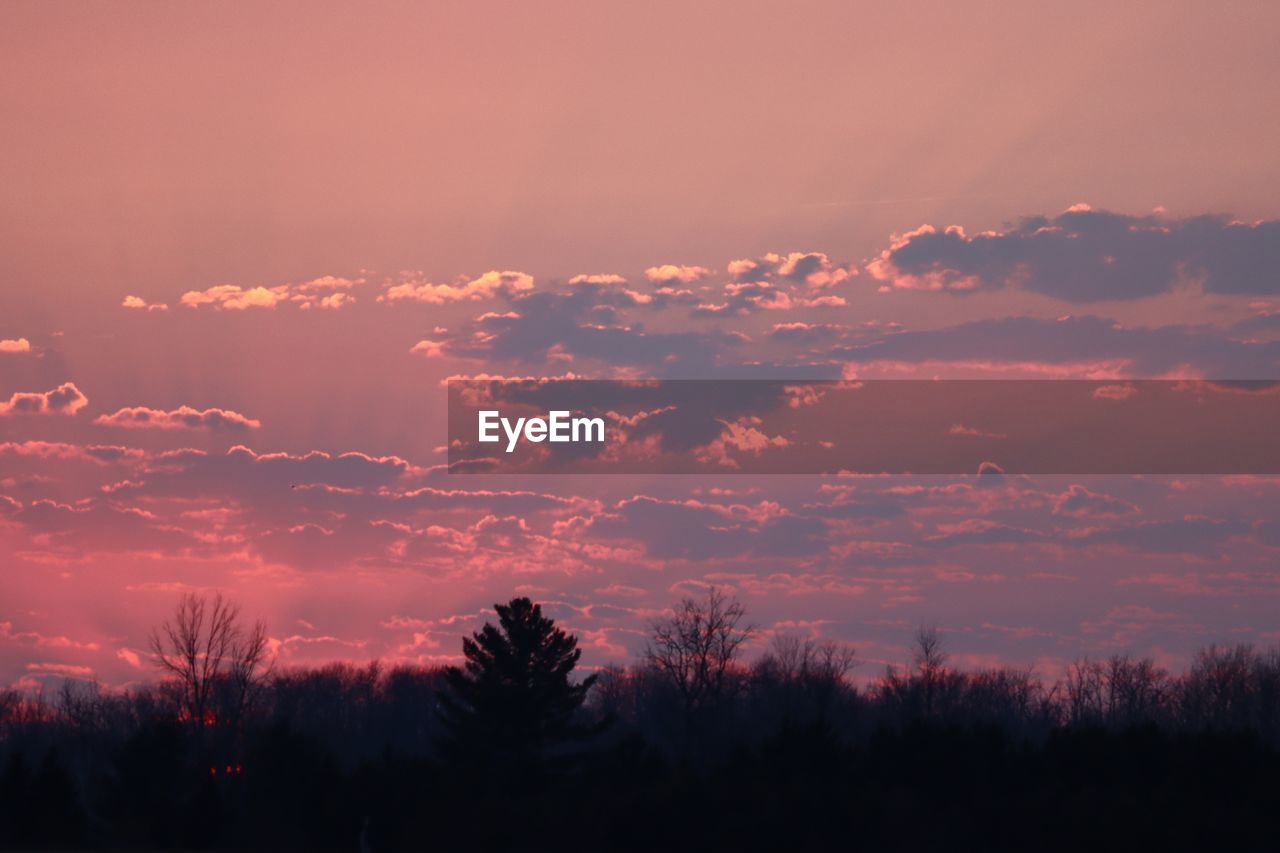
[3,721,1279,852]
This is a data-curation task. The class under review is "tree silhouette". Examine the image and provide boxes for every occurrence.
[437,597,597,763]
[149,592,271,730]
[646,587,752,718]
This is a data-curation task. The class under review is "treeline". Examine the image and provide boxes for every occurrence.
[2,591,1279,851]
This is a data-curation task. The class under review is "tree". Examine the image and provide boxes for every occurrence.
[149,592,270,729]
[913,623,947,717]
[437,597,597,762]
[754,634,858,720]
[646,587,752,719]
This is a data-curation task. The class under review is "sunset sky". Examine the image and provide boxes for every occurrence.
[3,1,1280,690]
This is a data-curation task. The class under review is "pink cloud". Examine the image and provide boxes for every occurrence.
[0,621,101,651]
[295,275,361,292]
[95,405,262,431]
[728,251,855,289]
[25,662,96,679]
[299,291,355,310]
[410,339,446,358]
[0,440,147,464]
[643,264,711,285]
[181,284,289,310]
[569,273,627,286]
[1093,383,1138,400]
[949,423,1008,439]
[1052,484,1140,518]
[0,382,88,416]
[179,276,363,310]
[380,270,534,304]
[121,295,169,311]
[700,418,791,466]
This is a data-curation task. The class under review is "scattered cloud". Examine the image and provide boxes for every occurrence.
[121,295,169,312]
[180,276,363,310]
[94,405,262,431]
[379,270,534,304]
[569,273,627,286]
[0,382,88,416]
[0,337,31,353]
[643,264,711,285]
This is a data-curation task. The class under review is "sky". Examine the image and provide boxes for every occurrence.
[2,1,1280,690]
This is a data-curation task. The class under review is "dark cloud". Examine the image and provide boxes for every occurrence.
[870,208,1280,301]
[839,315,1280,376]
[421,282,748,375]
[1052,484,1138,518]
[588,496,828,560]
[1077,518,1250,555]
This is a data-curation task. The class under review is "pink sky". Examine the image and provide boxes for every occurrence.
[3,1,1280,690]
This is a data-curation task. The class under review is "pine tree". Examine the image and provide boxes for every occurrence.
[438,597,598,763]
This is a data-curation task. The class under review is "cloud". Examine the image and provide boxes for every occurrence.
[949,423,1008,439]
[569,273,627,286]
[423,283,754,375]
[0,440,147,464]
[1052,484,1138,518]
[586,495,828,560]
[0,382,88,416]
[94,405,262,431]
[180,276,363,310]
[301,292,354,310]
[380,270,534,304]
[121,295,169,311]
[867,208,1280,301]
[11,498,203,554]
[838,315,1280,377]
[0,337,31,353]
[777,251,855,288]
[181,284,290,310]
[692,281,795,316]
[728,251,855,289]
[1093,383,1138,400]
[410,339,446,358]
[643,264,711,285]
[0,621,100,651]
[696,417,791,467]
[295,275,361,292]
[1079,517,1248,555]
[140,444,416,492]
[693,251,856,316]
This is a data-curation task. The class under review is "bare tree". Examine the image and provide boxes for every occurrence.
[759,635,859,686]
[1064,658,1106,726]
[914,623,948,716]
[1106,655,1168,726]
[755,634,858,719]
[913,624,947,675]
[149,592,270,729]
[1176,643,1258,731]
[646,588,753,718]
[1063,655,1169,728]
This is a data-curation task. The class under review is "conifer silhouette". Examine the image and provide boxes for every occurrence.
[438,597,597,762]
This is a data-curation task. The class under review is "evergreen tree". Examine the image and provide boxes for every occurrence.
[438,597,598,762]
